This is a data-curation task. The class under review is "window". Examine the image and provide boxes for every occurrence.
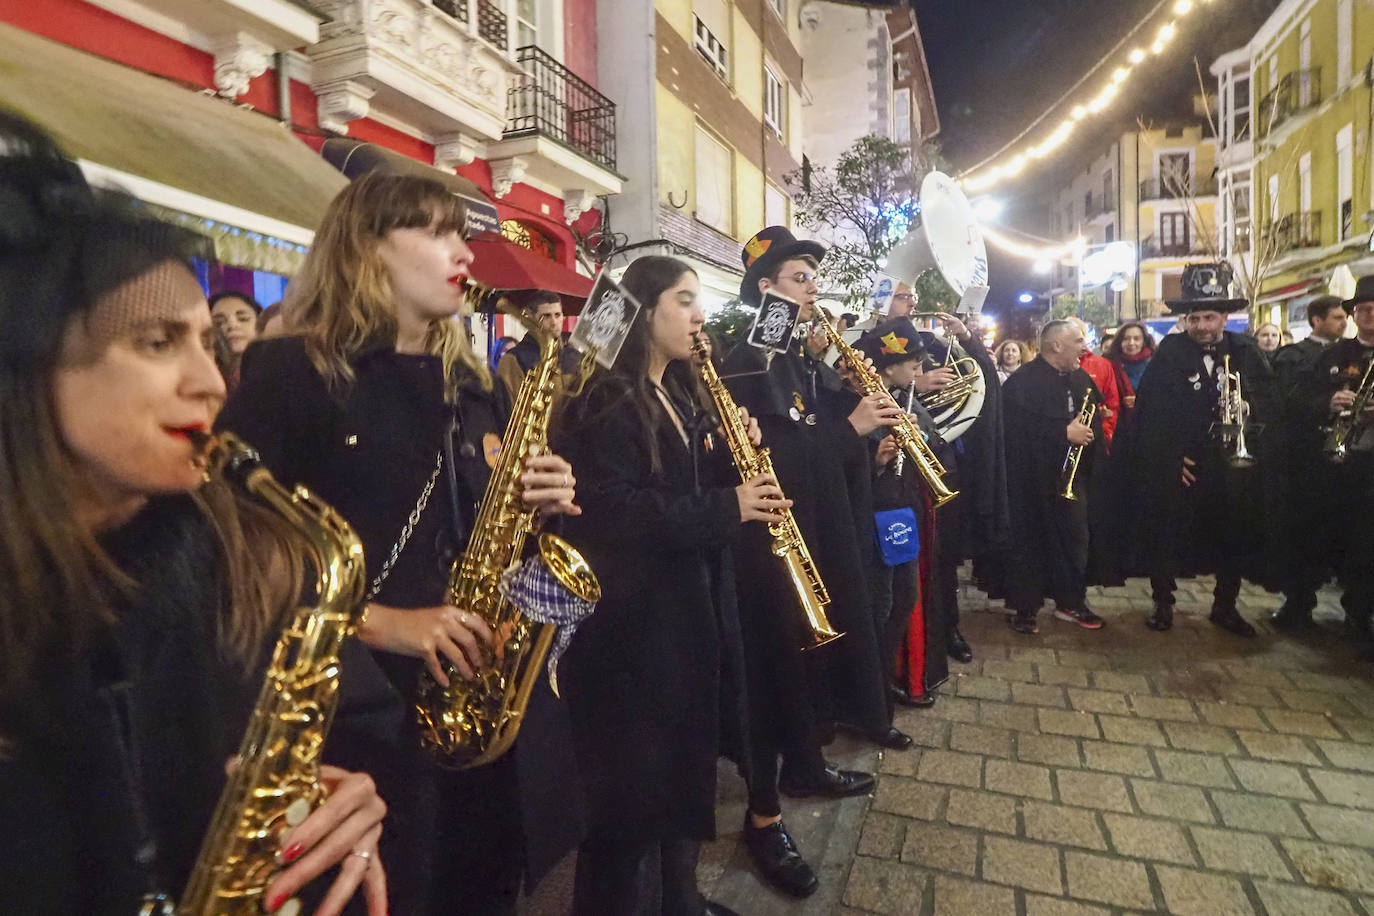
[1103,170,1114,204]
[1338,0,1353,88]
[694,0,730,81]
[892,87,912,145]
[515,0,536,47]
[763,64,785,140]
[1105,224,1114,244]
[694,126,733,234]
[1299,152,1312,213]
[1160,213,1189,254]
[1268,173,1280,223]
[1337,124,1354,240]
[1299,19,1315,106]
[1161,271,1184,301]
[768,0,784,18]
[765,183,788,228]
[1158,152,1192,192]
[1232,75,1250,143]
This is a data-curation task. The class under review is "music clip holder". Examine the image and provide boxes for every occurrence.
[958,284,989,318]
[746,291,803,368]
[570,270,644,371]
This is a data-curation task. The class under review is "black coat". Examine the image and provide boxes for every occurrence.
[1115,330,1282,585]
[554,375,746,844]
[217,335,584,896]
[0,497,250,914]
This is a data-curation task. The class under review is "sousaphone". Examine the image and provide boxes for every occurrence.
[886,172,991,443]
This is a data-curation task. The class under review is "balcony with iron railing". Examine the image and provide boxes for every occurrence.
[430,0,509,48]
[1140,235,1213,260]
[1271,211,1321,252]
[504,45,616,172]
[1085,193,1115,221]
[1256,69,1321,137]
[1139,175,1219,201]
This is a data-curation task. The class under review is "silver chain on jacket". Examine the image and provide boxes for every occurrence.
[366,451,443,601]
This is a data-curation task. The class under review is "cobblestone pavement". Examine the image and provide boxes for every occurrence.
[525,573,1374,915]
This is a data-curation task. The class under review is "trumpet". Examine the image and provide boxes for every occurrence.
[1323,358,1374,463]
[1060,391,1098,500]
[1215,354,1257,468]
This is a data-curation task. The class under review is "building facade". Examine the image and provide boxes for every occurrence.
[1212,0,1374,330]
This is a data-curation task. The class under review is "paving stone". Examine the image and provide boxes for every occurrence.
[918,750,984,788]
[872,776,947,820]
[1309,770,1374,810]
[945,788,1017,834]
[1129,694,1198,722]
[1228,759,1316,799]
[1235,729,1322,764]
[1090,670,1150,693]
[894,713,950,749]
[1152,748,1236,788]
[1067,688,1130,716]
[1102,812,1195,864]
[950,724,1013,759]
[1055,770,1134,813]
[1189,825,1293,878]
[842,855,929,915]
[880,746,921,776]
[1299,802,1374,848]
[931,874,1016,916]
[1286,671,1367,694]
[1164,721,1243,754]
[1013,682,1070,709]
[1263,708,1344,739]
[1316,740,1374,773]
[1214,681,1284,707]
[1129,779,1215,824]
[1038,664,1090,687]
[1154,865,1255,915]
[1024,894,1111,916]
[1209,790,1311,837]
[980,701,1040,733]
[1223,663,1294,690]
[1198,701,1271,731]
[858,811,907,858]
[1334,717,1374,745]
[1278,689,1360,717]
[1055,650,1110,669]
[1082,740,1156,777]
[1252,881,1361,916]
[1016,733,1082,768]
[984,758,1054,800]
[1062,850,1154,908]
[926,696,981,723]
[901,823,979,876]
[1281,839,1374,893]
[981,659,1036,682]
[957,675,1012,702]
[1009,646,1060,665]
[981,835,1063,895]
[1097,714,1169,747]
[1021,801,1108,850]
[1038,708,1100,739]
[1153,671,1223,700]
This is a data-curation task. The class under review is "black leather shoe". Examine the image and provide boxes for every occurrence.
[890,682,938,707]
[1271,604,1315,631]
[742,816,819,898]
[1210,605,1257,638]
[704,902,743,916]
[778,765,875,799]
[870,726,913,750]
[948,628,974,663]
[1145,603,1174,631]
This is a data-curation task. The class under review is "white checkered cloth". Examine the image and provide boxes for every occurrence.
[499,556,598,696]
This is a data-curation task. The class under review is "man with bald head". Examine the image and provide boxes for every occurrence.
[1001,320,1106,633]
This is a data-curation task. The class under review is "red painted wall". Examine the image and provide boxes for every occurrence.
[562,0,598,88]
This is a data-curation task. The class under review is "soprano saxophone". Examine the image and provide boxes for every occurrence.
[415,312,601,770]
[694,337,841,648]
[175,432,366,916]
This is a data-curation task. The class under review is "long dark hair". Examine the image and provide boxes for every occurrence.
[0,114,305,706]
[560,255,700,473]
[1105,320,1156,362]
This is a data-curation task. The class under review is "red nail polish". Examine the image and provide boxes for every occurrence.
[282,841,305,863]
[265,893,285,913]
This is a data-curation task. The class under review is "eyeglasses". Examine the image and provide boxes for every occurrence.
[891,293,915,302]
[781,271,818,286]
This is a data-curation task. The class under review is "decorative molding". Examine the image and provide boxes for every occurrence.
[211,33,273,98]
[316,80,375,134]
[434,133,483,169]
[563,189,597,225]
[799,1,823,30]
[489,157,528,197]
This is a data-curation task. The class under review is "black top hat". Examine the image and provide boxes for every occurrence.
[1342,275,1374,312]
[739,226,826,304]
[1165,263,1248,314]
[856,317,926,371]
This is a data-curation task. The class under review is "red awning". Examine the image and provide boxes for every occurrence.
[467,233,593,313]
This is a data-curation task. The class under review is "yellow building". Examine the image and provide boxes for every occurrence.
[1045,123,1220,320]
[598,0,808,307]
[1212,0,1374,330]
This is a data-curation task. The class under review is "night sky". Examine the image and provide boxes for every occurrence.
[912,0,1282,327]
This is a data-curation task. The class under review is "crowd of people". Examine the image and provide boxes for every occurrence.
[3,113,1371,916]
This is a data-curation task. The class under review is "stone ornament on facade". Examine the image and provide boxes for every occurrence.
[316,79,375,134]
[211,33,272,99]
[563,190,597,225]
[490,157,527,198]
[435,133,483,169]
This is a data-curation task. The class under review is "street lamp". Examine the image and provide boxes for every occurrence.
[1074,240,1137,320]
[1018,292,1035,304]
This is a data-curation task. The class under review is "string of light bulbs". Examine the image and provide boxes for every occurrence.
[980,224,1087,262]
[959,0,1222,194]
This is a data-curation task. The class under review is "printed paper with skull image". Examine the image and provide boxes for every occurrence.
[570,271,643,369]
[747,291,802,354]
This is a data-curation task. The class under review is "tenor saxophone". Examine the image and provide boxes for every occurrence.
[415,316,601,770]
[176,432,366,916]
[694,337,842,649]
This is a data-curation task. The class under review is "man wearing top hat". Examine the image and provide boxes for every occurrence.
[720,225,909,900]
[1287,275,1374,649]
[1117,262,1280,636]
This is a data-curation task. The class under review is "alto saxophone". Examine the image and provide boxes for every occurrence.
[1323,357,1374,463]
[694,338,842,649]
[415,315,601,770]
[813,310,959,507]
[176,432,366,916]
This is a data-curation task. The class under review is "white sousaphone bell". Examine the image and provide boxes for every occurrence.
[884,172,991,443]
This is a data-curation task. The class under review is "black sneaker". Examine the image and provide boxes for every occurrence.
[1271,601,1315,631]
[1010,612,1039,634]
[1054,606,1105,630]
[742,815,819,898]
[1209,605,1257,638]
[1145,603,1174,631]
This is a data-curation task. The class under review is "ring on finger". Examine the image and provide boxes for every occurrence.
[349,849,373,862]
